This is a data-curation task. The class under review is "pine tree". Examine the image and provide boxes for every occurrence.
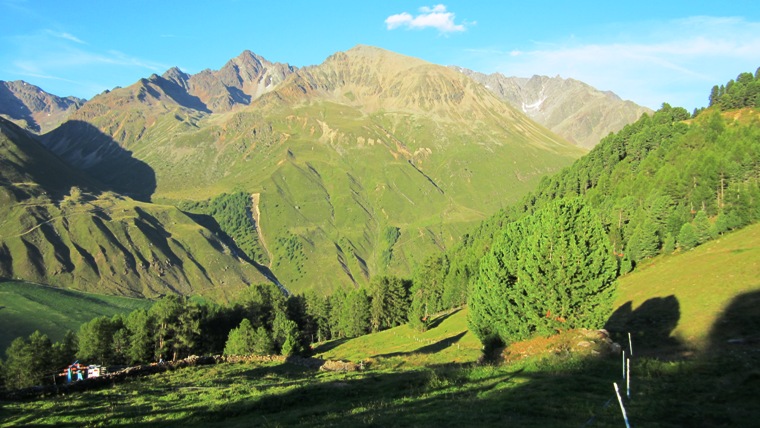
[238,283,287,329]
[224,319,257,356]
[150,296,184,361]
[4,331,54,389]
[328,287,348,338]
[369,276,410,332]
[111,328,130,365]
[125,309,155,364]
[469,198,617,347]
[172,302,201,360]
[662,233,676,254]
[693,210,715,244]
[338,288,371,338]
[4,337,35,389]
[272,310,302,356]
[77,316,118,366]
[678,222,698,250]
[52,330,78,369]
[304,291,331,343]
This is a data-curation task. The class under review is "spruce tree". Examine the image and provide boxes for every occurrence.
[252,327,276,355]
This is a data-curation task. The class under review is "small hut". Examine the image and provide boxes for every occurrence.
[87,365,106,378]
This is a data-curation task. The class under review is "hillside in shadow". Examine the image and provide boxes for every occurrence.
[41,120,156,201]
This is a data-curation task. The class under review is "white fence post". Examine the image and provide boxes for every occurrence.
[622,350,626,379]
[614,382,631,428]
[626,358,631,399]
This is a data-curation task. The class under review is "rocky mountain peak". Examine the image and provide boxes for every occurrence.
[162,67,191,89]
[185,50,296,112]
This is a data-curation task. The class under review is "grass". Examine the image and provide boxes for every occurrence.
[3,341,756,426]
[610,222,760,351]
[0,349,632,427]
[0,280,152,352]
[314,307,482,367]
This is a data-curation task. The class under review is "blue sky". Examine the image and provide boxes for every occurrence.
[2,1,759,111]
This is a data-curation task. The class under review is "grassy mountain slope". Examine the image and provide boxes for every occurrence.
[41,46,584,293]
[0,117,269,300]
[320,224,760,362]
[315,307,482,366]
[0,280,152,352]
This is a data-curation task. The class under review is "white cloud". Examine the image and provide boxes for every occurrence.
[59,32,85,44]
[43,29,86,44]
[483,16,760,110]
[385,4,467,33]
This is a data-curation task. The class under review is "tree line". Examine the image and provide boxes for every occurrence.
[0,276,412,390]
[708,68,760,111]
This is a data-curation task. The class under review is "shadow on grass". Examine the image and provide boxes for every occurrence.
[707,289,760,351]
[41,120,157,201]
[604,295,688,357]
[311,337,351,355]
[426,307,462,330]
[141,358,625,428]
[372,331,467,359]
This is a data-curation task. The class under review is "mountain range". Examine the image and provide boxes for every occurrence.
[0,45,648,298]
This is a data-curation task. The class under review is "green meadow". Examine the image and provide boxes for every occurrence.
[0,281,151,351]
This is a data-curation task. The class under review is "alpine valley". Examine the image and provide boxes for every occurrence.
[2,32,760,425]
[1,45,637,298]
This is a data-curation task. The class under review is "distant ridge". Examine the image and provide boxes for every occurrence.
[0,80,84,134]
[452,67,652,148]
